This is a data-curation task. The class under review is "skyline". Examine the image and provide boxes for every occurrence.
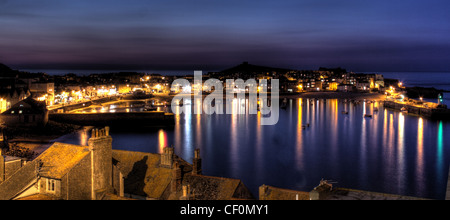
[1,0,450,73]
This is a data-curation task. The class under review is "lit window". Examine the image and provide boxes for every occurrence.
[47,179,56,193]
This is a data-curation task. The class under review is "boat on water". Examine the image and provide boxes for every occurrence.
[144,105,157,111]
[364,114,372,118]
[341,111,349,115]
[280,98,288,109]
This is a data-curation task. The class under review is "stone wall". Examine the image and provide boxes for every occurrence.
[49,111,174,127]
[383,101,450,119]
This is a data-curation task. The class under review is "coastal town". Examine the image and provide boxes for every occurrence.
[2,62,446,112]
[0,62,449,200]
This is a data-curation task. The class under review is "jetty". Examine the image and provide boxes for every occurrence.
[383,100,450,119]
[49,111,175,127]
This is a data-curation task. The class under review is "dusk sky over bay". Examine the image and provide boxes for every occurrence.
[1,0,450,72]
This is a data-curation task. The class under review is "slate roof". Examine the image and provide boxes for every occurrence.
[179,174,253,200]
[35,142,90,179]
[111,149,192,199]
[111,149,254,200]
[259,185,310,200]
[1,97,47,115]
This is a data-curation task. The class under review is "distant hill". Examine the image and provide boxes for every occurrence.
[212,62,293,79]
[221,62,292,73]
[318,67,347,74]
[0,63,13,72]
[0,63,19,78]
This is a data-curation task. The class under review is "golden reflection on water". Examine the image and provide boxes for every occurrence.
[196,98,202,150]
[184,102,192,157]
[417,118,424,164]
[383,109,388,146]
[398,113,405,159]
[174,106,181,152]
[397,112,405,188]
[388,113,395,169]
[80,128,88,146]
[296,99,303,170]
[158,129,167,154]
[416,117,424,187]
[360,101,367,181]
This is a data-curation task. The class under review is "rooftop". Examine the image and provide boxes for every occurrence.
[259,185,310,200]
[111,149,191,199]
[178,174,253,200]
[36,142,90,179]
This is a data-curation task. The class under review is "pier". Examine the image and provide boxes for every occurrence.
[48,96,119,113]
[49,111,175,127]
[383,100,450,119]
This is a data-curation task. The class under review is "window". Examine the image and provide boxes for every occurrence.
[47,179,56,193]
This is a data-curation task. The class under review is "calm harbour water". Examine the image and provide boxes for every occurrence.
[48,71,450,199]
[53,98,450,199]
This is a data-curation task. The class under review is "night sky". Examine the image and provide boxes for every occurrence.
[1,0,450,72]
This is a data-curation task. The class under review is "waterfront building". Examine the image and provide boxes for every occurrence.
[337,84,355,92]
[0,88,30,113]
[355,80,371,91]
[0,97,48,127]
[29,81,55,106]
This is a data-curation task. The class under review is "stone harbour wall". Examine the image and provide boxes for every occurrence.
[49,112,175,127]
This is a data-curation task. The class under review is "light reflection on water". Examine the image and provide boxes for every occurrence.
[53,98,450,199]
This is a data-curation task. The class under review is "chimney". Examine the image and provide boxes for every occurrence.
[192,149,202,175]
[259,184,269,200]
[171,161,182,193]
[161,147,174,168]
[88,126,113,200]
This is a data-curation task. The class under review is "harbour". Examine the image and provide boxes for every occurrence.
[51,97,450,200]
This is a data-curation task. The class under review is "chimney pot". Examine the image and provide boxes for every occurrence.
[192,149,202,175]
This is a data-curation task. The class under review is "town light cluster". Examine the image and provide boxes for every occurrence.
[171,71,280,125]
